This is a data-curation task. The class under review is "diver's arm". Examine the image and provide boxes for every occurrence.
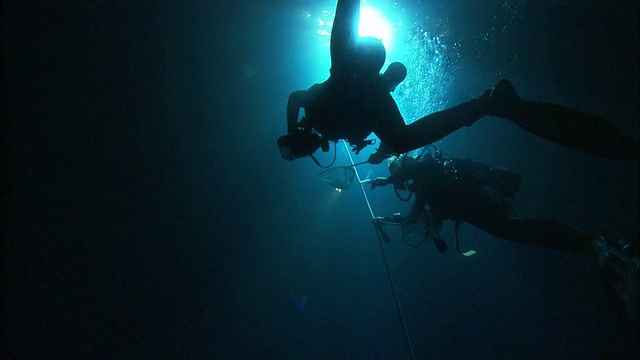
[370,176,392,189]
[332,0,360,42]
[287,90,309,134]
[330,0,360,71]
[368,141,395,164]
[370,171,406,189]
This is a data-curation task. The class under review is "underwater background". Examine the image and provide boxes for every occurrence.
[2,0,639,358]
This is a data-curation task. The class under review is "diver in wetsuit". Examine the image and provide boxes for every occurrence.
[370,150,639,323]
[278,0,639,164]
[279,0,407,159]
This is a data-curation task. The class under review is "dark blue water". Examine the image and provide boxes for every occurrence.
[3,0,638,358]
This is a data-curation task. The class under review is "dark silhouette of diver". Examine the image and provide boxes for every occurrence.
[370,149,639,324]
[277,0,639,164]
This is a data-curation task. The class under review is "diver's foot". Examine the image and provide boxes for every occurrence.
[479,78,521,118]
[592,236,640,323]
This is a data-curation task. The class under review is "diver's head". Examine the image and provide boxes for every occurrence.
[388,156,402,175]
[381,62,407,92]
[353,36,386,78]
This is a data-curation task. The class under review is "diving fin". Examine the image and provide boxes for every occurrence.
[454,220,476,256]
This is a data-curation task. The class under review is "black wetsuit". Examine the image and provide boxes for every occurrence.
[287,0,398,145]
[285,0,638,163]
[390,156,594,253]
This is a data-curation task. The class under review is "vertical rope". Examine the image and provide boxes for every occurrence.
[343,143,416,360]
[345,146,375,219]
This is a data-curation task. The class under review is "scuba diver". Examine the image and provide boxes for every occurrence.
[369,148,640,324]
[278,0,408,161]
[278,0,639,164]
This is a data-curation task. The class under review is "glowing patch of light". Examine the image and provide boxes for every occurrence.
[392,30,459,124]
[309,5,394,51]
[359,6,393,50]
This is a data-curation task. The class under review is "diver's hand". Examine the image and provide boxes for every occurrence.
[370,177,390,190]
[368,151,389,165]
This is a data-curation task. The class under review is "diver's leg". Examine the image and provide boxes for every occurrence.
[488,79,639,162]
[455,158,522,198]
[471,212,639,323]
[394,98,487,153]
[330,0,360,70]
[458,184,594,253]
[395,79,639,160]
[514,101,638,162]
[477,216,595,254]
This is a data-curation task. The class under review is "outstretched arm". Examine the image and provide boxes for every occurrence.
[369,176,390,189]
[368,141,395,164]
[330,0,360,72]
[370,171,407,189]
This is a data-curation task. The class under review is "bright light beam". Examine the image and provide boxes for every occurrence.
[359,5,393,51]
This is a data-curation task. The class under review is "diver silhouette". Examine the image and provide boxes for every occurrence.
[278,0,639,164]
[371,150,639,324]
